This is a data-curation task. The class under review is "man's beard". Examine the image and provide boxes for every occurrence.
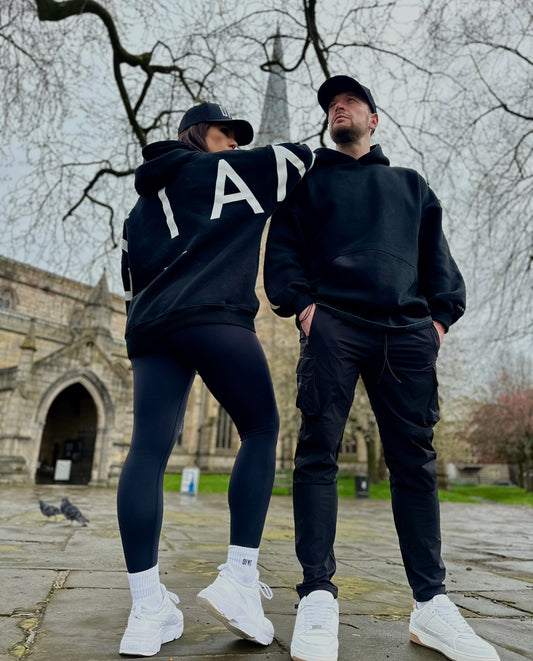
[330,122,366,144]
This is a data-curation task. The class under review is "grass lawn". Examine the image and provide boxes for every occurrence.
[164,473,533,507]
[164,472,230,493]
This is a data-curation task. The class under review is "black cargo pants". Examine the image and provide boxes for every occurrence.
[293,306,446,602]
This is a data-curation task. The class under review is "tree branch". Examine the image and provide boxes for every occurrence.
[61,165,134,222]
[87,194,118,248]
[303,0,330,78]
[466,39,533,67]
[35,0,151,67]
[471,55,533,121]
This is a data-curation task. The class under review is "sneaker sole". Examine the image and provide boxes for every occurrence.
[291,650,338,661]
[290,637,338,661]
[196,594,273,646]
[410,628,499,661]
[119,622,183,657]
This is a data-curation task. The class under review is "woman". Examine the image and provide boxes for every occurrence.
[117,102,313,657]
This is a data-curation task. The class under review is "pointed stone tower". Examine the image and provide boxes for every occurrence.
[253,32,299,469]
[254,31,291,145]
[84,272,113,339]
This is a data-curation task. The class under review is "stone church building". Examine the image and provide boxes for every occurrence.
[0,36,369,486]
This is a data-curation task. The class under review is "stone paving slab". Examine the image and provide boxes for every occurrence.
[0,486,532,660]
[0,568,57,615]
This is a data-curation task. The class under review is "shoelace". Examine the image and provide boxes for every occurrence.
[258,581,273,600]
[433,601,472,634]
[217,563,273,600]
[303,601,336,630]
[164,588,180,606]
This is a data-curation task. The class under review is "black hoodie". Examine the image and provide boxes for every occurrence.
[121,140,314,355]
[264,145,466,332]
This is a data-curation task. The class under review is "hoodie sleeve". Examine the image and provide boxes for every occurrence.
[120,218,132,314]
[264,181,315,318]
[418,185,466,330]
[266,143,315,208]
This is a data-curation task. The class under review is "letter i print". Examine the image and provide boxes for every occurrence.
[158,187,179,238]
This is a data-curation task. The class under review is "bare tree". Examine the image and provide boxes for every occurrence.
[2,0,254,282]
[414,0,533,342]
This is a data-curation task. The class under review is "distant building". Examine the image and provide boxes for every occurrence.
[0,256,131,484]
[0,34,368,486]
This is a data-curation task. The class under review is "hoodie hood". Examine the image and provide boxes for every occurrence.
[314,144,390,167]
[142,140,193,161]
[135,140,196,196]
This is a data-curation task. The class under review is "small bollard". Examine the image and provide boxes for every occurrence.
[355,474,369,498]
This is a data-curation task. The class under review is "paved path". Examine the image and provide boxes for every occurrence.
[1,485,532,660]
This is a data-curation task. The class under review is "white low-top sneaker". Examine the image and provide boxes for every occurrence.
[196,563,274,645]
[119,584,183,657]
[409,594,500,661]
[290,590,339,661]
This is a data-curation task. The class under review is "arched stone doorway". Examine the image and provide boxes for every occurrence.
[35,383,97,485]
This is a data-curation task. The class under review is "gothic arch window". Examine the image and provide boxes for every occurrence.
[0,286,17,311]
[216,407,233,449]
[69,306,84,327]
[340,439,358,454]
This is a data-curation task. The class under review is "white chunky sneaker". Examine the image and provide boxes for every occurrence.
[290,590,339,661]
[409,594,500,661]
[119,584,183,657]
[196,563,274,645]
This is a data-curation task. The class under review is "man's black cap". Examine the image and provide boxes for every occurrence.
[178,102,254,146]
[317,75,377,114]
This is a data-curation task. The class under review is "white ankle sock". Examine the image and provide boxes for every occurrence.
[415,600,429,610]
[226,545,259,584]
[127,564,163,609]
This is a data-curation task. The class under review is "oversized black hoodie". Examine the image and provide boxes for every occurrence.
[121,140,314,355]
[264,145,466,332]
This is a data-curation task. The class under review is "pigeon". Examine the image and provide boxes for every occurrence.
[39,499,61,519]
[60,497,89,526]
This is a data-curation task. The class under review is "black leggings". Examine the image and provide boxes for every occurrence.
[117,324,279,573]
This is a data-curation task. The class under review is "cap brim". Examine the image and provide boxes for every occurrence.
[317,76,376,114]
[210,119,254,146]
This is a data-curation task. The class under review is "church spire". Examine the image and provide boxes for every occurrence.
[254,31,290,146]
[84,271,112,337]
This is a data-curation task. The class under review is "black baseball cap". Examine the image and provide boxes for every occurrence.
[317,75,377,114]
[178,102,254,146]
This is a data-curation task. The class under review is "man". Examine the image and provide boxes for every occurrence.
[264,75,500,661]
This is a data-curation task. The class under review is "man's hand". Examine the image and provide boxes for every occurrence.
[299,303,316,337]
[433,320,445,345]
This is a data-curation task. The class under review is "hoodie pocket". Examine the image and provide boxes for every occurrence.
[320,250,419,315]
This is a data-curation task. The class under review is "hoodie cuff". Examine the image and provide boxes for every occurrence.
[432,317,450,333]
[293,293,315,318]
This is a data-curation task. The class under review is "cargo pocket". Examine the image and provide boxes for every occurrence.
[427,366,440,426]
[295,341,320,417]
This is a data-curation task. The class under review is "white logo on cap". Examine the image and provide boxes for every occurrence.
[218,105,231,118]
